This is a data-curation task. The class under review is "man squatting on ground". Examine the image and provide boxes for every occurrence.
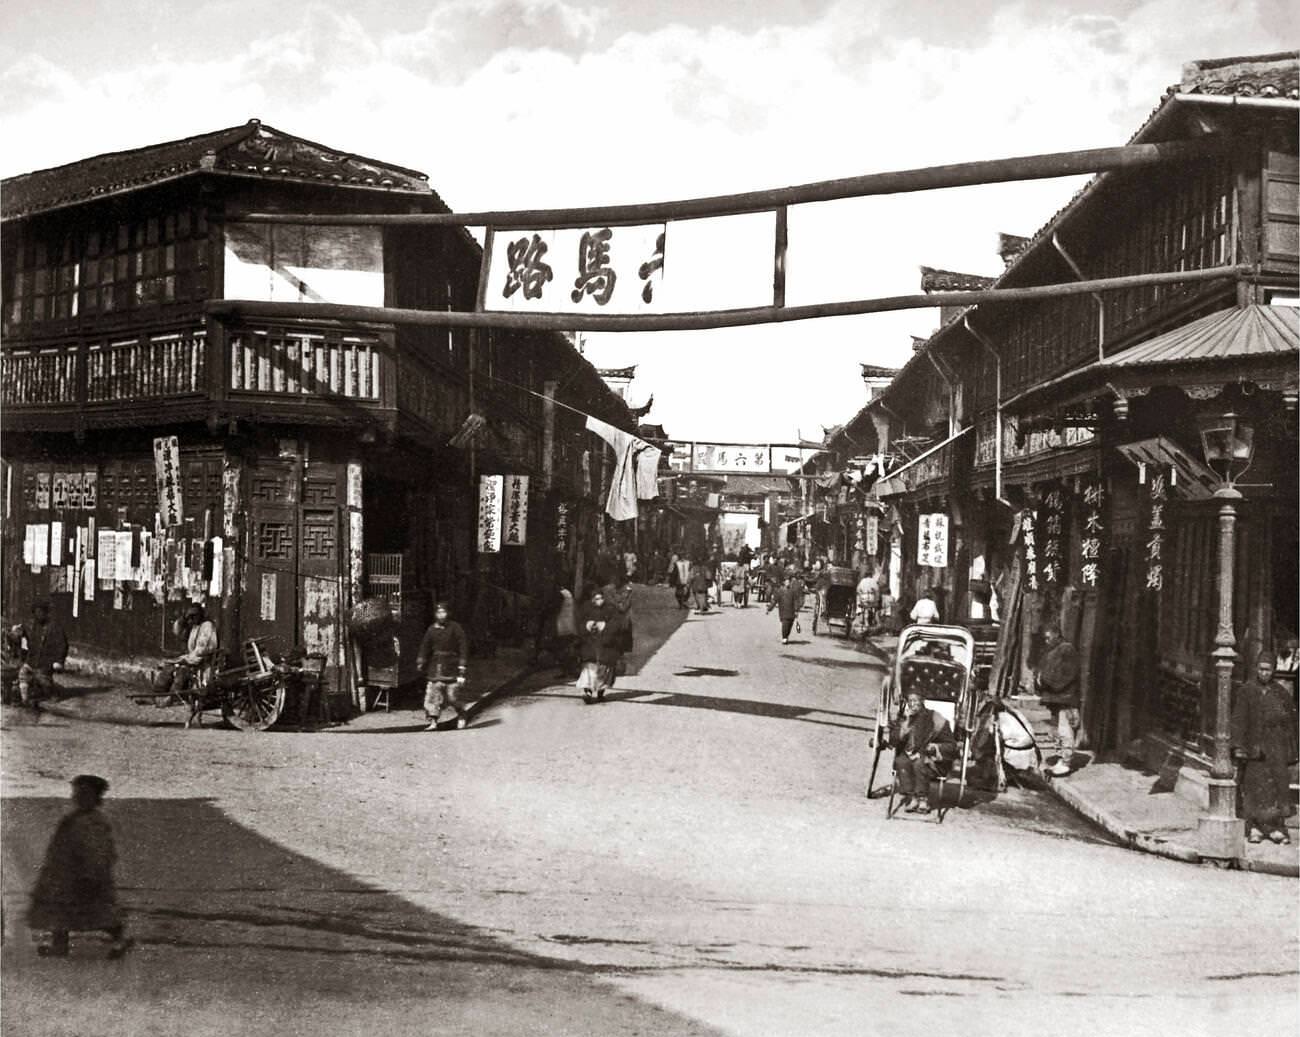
[415,602,470,731]
[29,774,132,959]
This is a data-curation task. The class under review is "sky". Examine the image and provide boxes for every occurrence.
[1,0,1294,443]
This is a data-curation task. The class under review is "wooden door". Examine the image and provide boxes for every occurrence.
[299,473,344,689]
[247,502,298,653]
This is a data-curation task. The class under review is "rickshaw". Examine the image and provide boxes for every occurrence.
[811,566,858,637]
[865,623,979,821]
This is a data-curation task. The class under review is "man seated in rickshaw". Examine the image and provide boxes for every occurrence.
[883,690,958,814]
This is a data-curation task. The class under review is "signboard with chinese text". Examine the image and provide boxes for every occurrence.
[52,472,69,510]
[478,475,504,554]
[1020,509,1040,592]
[1078,479,1106,589]
[555,501,569,552]
[503,475,529,546]
[917,513,949,568]
[1143,467,1169,593]
[153,437,184,527]
[865,513,879,556]
[35,472,50,511]
[976,417,1096,467]
[693,443,771,474]
[82,471,98,510]
[1037,484,1067,587]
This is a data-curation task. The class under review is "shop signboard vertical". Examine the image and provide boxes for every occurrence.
[1020,508,1040,592]
[556,501,569,553]
[1143,466,1168,593]
[1038,484,1066,587]
[917,513,949,568]
[865,513,879,556]
[503,475,529,546]
[478,475,504,554]
[1079,479,1106,589]
[153,436,184,528]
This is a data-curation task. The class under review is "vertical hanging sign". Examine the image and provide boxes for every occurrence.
[153,436,184,527]
[503,475,529,546]
[1038,484,1066,587]
[555,501,569,552]
[1020,508,1040,592]
[865,513,879,556]
[1143,467,1168,593]
[917,513,949,568]
[1079,479,1105,589]
[478,475,504,554]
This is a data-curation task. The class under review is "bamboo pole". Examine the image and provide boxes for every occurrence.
[231,139,1228,229]
[208,264,1246,335]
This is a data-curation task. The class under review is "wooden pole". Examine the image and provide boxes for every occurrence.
[231,139,1229,229]
[208,264,1246,335]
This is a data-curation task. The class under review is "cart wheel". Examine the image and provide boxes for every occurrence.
[223,676,286,731]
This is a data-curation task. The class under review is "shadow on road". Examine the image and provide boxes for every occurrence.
[780,653,885,671]
[672,666,740,678]
[598,689,870,731]
[1,796,723,1036]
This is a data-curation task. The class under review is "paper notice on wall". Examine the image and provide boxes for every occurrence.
[82,471,98,510]
[22,525,35,565]
[50,521,64,566]
[208,536,223,597]
[113,586,124,610]
[83,560,95,600]
[260,572,277,621]
[115,531,133,582]
[35,472,50,510]
[33,524,49,567]
[97,530,117,580]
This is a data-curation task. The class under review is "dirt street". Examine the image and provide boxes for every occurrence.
[3,587,1296,1036]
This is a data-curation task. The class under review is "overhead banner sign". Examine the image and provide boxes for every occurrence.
[153,436,184,527]
[503,475,529,546]
[663,442,810,475]
[478,474,504,554]
[482,214,776,316]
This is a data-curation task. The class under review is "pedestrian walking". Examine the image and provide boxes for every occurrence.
[1035,625,1081,776]
[576,586,626,703]
[14,600,68,708]
[730,565,748,608]
[415,601,470,731]
[29,775,132,959]
[689,562,711,614]
[602,569,635,672]
[1231,651,1298,845]
[856,568,881,632]
[767,575,803,644]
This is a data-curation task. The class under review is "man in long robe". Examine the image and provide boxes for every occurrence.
[1232,652,1298,845]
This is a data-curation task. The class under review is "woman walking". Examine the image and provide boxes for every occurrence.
[576,587,627,704]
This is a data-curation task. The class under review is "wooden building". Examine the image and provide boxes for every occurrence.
[1,120,633,706]
[858,52,1298,764]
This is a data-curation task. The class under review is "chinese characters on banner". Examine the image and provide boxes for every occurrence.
[917,513,949,568]
[153,436,184,527]
[1021,509,1040,591]
[82,470,98,510]
[52,472,69,510]
[692,444,772,473]
[488,225,667,314]
[555,502,569,553]
[503,475,529,546]
[865,513,879,556]
[1079,479,1106,588]
[35,473,50,510]
[478,475,504,554]
[1038,485,1066,587]
[1144,467,1169,592]
[854,514,866,554]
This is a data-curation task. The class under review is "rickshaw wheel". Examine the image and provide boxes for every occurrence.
[223,675,286,731]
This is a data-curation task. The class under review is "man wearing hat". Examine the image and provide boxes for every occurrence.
[29,775,131,959]
[16,600,68,707]
[1035,625,1081,777]
[1231,651,1298,845]
[415,601,470,730]
[167,602,219,696]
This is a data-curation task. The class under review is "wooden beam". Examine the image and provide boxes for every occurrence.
[208,265,1247,334]
[230,139,1229,229]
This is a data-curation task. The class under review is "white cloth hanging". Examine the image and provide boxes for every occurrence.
[586,416,640,520]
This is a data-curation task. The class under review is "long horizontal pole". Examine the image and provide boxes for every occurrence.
[207,265,1246,334]
[231,139,1227,229]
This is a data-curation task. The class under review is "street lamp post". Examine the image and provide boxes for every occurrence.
[1196,411,1255,861]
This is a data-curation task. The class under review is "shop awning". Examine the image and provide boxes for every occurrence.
[1099,304,1297,368]
[1114,437,1221,500]
[875,425,973,497]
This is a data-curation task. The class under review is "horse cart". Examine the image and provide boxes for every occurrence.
[131,638,327,730]
[865,623,980,820]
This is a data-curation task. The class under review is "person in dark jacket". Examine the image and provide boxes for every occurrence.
[16,600,69,707]
[1232,651,1299,845]
[576,587,626,703]
[415,602,470,731]
[29,774,131,959]
[883,691,958,814]
[1035,626,1081,776]
[767,575,803,644]
[689,562,711,614]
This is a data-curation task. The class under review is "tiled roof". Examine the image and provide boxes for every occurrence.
[859,363,900,379]
[2,119,433,221]
[723,474,794,496]
[1180,51,1300,99]
[919,267,996,292]
[1099,304,1298,367]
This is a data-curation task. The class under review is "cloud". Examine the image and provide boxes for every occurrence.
[0,0,1291,439]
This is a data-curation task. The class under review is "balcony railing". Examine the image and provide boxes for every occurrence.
[2,344,78,405]
[87,332,207,402]
[228,327,381,400]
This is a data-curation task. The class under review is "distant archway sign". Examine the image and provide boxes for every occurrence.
[217,137,1245,333]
